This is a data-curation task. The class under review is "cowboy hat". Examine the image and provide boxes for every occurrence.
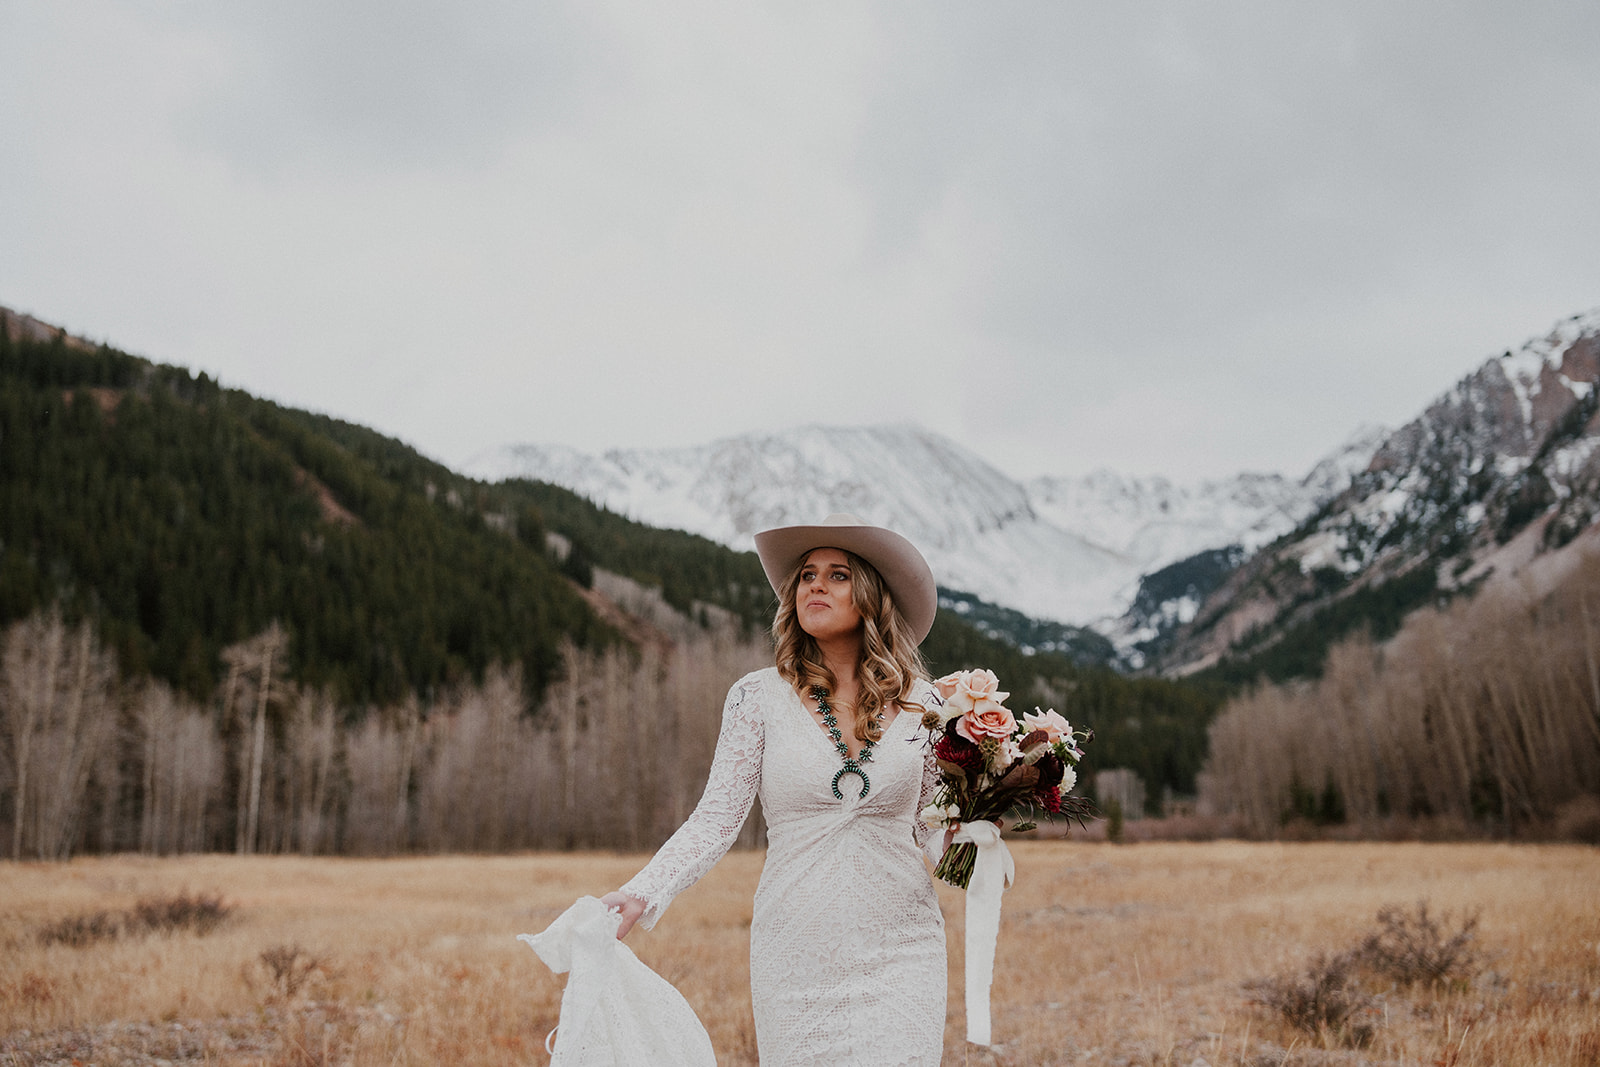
[753,513,937,644]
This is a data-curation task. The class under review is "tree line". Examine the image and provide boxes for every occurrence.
[0,606,773,859]
[1200,551,1600,838]
[1,596,1226,857]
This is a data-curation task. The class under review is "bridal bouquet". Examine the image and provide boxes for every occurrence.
[920,668,1094,889]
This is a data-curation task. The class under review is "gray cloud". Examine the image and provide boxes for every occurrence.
[171,0,605,173]
[2,2,1597,484]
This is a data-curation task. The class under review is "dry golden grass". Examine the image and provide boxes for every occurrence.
[2,842,1597,1065]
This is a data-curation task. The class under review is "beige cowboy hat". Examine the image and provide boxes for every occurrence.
[753,513,938,644]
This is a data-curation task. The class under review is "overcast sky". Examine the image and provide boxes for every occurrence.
[4,2,1598,483]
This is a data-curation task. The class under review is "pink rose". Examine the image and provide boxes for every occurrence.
[956,703,1016,746]
[943,669,1009,715]
[933,671,964,700]
[1021,708,1071,742]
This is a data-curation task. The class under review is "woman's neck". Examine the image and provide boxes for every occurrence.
[814,633,862,705]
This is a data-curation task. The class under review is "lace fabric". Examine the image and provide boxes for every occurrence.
[620,668,947,1066]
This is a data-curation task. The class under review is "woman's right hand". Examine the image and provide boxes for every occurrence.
[599,891,646,940]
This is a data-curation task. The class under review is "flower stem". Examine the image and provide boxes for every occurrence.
[933,841,977,889]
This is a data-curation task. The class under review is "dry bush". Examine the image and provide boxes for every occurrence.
[1246,949,1376,1046]
[1247,898,1482,1049]
[256,944,328,1001]
[37,910,125,948]
[38,891,232,947]
[1358,900,1480,987]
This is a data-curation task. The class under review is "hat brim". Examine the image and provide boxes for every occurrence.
[753,515,937,645]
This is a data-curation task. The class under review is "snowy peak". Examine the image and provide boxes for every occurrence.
[1163,308,1600,674]
[469,423,1367,628]
[1027,421,1385,575]
[1372,311,1600,482]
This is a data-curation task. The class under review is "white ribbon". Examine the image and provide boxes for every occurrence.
[950,820,1015,1046]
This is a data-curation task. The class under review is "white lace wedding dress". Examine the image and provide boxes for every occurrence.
[621,667,947,1065]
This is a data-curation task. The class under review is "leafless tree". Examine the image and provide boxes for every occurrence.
[134,680,224,854]
[1202,552,1600,837]
[222,623,290,854]
[0,610,119,859]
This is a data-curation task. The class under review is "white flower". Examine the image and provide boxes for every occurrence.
[920,803,960,829]
[1060,767,1077,794]
[1021,707,1072,741]
[993,738,1023,771]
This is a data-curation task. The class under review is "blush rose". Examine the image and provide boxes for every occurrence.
[956,703,1017,746]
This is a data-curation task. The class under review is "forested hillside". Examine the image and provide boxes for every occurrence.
[0,317,1223,858]
[0,327,610,705]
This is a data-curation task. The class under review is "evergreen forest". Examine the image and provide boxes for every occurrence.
[0,323,1223,858]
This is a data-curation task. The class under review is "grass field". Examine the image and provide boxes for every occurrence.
[2,842,1597,1065]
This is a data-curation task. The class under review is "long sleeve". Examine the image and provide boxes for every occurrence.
[912,682,944,865]
[619,674,764,929]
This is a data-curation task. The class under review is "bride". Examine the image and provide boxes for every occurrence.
[601,513,948,1065]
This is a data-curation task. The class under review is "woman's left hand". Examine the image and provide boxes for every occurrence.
[599,891,646,939]
[944,817,1003,852]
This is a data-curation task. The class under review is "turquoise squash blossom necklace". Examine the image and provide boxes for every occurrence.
[813,686,879,799]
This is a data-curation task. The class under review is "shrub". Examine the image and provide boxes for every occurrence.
[1245,898,1480,1046]
[1245,949,1376,1046]
[38,910,124,948]
[36,891,232,947]
[1357,900,1479,987]
[257,944,327,1000]
[131,891,231,936]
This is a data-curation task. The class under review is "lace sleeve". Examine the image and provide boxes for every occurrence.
[912,683,945,865]
[618,674,764,929]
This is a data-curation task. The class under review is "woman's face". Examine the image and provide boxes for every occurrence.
[795,548,864,643]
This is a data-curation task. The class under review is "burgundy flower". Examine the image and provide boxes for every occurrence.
[1039,785,1063,814]
[1034,752,1065,789]
[934,733,983,771]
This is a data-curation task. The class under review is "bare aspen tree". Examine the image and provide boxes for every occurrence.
[220,638,255,852]
[245,623,288,854]
[138,680,181,854]
[135,680,223,854]
[0,610,119,859]
[345,696,421,854]
[1201,549,1600,836]
[221,622,290,854]
[556,641,583,849]
[1,611,62,859]
[173,703,223,852]
[286,686,339,855]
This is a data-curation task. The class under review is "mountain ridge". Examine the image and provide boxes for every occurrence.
[1169,308,1600,678]
[469,424,1371,639]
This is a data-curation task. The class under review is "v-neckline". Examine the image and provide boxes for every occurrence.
[795,686,900,763]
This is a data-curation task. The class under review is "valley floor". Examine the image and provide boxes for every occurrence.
[2,842,1596,1066]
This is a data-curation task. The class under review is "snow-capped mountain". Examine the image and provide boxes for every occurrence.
[469,424,1374,629]
[1166,308,1600,673]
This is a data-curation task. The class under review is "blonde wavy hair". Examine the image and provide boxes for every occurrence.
[772,548,929,743]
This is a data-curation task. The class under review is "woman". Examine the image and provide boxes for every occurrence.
[601,513,948,1065]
